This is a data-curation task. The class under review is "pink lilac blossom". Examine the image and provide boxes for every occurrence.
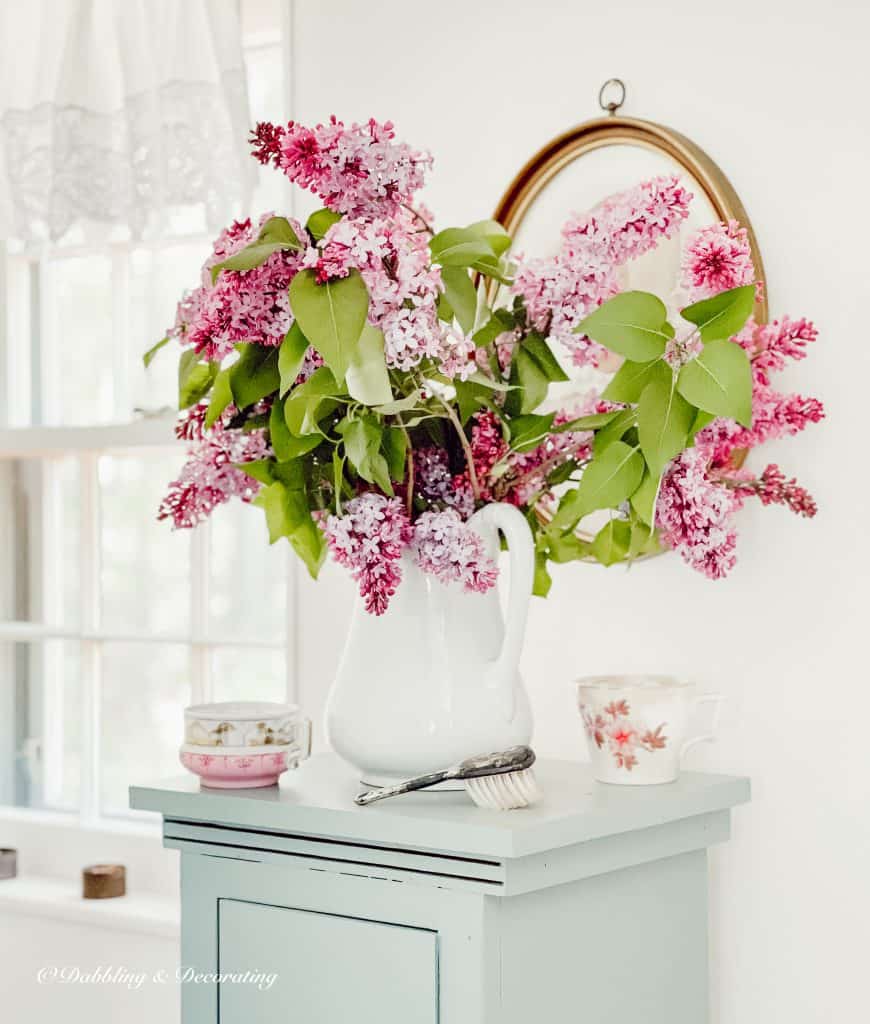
[732,463,818,518]
[680,219,756,301]
[413,447,473,517]
[304,210,444,371]
[439,327,477,381]
[655,446,739,579]
[734,316,818,385]
[513,176,691,366]
[323,493,414,616]
[663,328,704,370]
[451,411,508,504]
[250,117,431,219]
[411,510,498,593]
[168,214,304,362]
[158,406,270,529]
[504,404,600,505]
[696,388,825,468]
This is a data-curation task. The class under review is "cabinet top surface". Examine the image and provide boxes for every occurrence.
[130,755,749,859]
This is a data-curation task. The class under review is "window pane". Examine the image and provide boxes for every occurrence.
[246,42,287,215]
[47,256,115,425]
[129,241,209,416]
[209,499,287,642]
[100,452,191,635]
[0,640,80,811]
[100,641,189,815]
[0,458,81,628]
[211,646,286,705]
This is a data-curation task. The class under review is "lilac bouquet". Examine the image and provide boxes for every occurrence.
[148,116,822,614]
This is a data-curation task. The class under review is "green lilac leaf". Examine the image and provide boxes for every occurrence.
[679,284,755,343]
[553,441,644,529]
[593,408,637,455]
[382,427,408,482]
[374,392,422,415]
[464,219,512,257]
[676,339,753,427]
[178,350,218,408]
[345,325,391,405]
[514,347,549,414]
[289,268,369,381]
[143,336,169,368]
[601,358,669,403]
[440,267,478,333]
[306,208,342,241]
[630,468,660,526]
[236,460,275,485]
[509,412,556,453]
[278,323,310,397]
[533,551,552,597]
[591,519,632,566]
[554,410,622,432]
[205,368,233,428]
[522,332,570,382]
[637,368,695,474]
[229,344,280,410]
[577,291,673,362]
[429,227,493,268]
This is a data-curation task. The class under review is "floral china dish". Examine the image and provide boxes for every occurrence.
[184,701,307,748]
[577,675,723,785]
[179,742,308,789]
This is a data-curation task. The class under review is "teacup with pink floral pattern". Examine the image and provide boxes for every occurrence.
[577,675,723,785]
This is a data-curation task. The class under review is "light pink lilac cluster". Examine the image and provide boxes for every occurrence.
[169,215,305,362]
[158,405,270,529]
[303,209,446,371]
[323,495,498,614]
[411,510,499,593]
[656,446,739,580]
[323,493,414,616]
[512,177,692,366]
[251,117,431,218]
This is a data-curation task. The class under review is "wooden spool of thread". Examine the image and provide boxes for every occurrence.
[82,864,126,900]
[0,849,16,880]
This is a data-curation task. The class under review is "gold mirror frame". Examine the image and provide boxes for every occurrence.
[494,114,768,322]
[492,113,766,549]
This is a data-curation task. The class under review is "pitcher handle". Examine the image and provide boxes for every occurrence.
[469,503,534,721]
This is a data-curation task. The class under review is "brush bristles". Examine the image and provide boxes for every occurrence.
[465,768,541,810]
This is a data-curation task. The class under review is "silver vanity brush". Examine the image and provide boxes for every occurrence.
[354,746,541,810]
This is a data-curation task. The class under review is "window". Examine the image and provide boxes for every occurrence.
[0,0,293,825]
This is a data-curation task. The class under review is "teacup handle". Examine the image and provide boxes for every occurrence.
[680,694,725,760]
[294,718,312,762]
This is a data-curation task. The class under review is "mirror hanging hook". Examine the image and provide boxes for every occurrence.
[598,78,626,116]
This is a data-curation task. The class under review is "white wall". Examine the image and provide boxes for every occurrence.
[289,2,870,1021]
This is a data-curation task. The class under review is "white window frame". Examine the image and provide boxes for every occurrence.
[0,1,298,836]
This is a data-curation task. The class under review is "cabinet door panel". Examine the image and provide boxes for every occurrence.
[218,899,438,1023]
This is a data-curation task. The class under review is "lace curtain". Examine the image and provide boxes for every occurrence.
[0,0,255,242]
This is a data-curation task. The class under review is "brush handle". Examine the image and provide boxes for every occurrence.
[354,767,455,806]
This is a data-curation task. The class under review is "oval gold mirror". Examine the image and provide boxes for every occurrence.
[493,87,766,547]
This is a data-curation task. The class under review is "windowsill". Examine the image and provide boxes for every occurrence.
[0,875,179,938]
[0,804,162,839]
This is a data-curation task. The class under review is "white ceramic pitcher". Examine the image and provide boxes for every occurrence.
[325,502,535,785]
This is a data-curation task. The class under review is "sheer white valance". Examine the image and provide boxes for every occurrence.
[0,0,255,243]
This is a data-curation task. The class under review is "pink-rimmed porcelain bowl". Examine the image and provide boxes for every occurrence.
[179,742,308,789]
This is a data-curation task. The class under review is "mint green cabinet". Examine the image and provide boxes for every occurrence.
[131,755,749,1023]
[218,900,437,1023]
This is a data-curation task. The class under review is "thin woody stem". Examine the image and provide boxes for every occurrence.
[436,393,481,501]
[401,202,434,235]
[397,417,415,516]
